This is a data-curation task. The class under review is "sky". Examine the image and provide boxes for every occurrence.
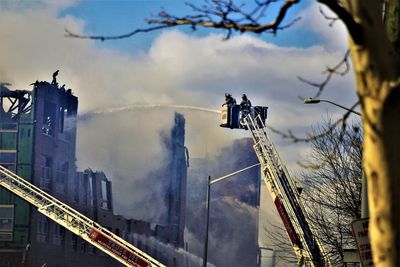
[0,0,359,218]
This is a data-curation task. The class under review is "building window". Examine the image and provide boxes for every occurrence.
[88,244,96,255]
[58,107,73,141]
[73,174,79,203]
[0,152,16,164]
[52,224,65,246]
[83,174,88,205]
[0,261,11,267]
[80,240,86,252]
[71,234,77,251]
[0,151,16,172]
[59,106,65,133]
[100,180,111,210]
[0,132,17,150]
[83,173,94,207]
[0,205,14,241]
[42,101,56,136]
[39,156,52,190]
[88,175,94,207]
[36,214,49,243]
[55,161,68,195]
[0,97,18,131]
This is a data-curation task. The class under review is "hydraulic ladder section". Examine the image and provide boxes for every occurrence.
[0,165,165,267]
[244,114,330,267]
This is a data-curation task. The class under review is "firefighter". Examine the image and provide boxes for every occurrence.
[240,94,251,112]
[223,93,236,107]
[240,94,252,129]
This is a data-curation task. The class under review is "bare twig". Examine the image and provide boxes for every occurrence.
[64,25,174,41]
[317,0,364,45]
[298,50,350,98]
[147,0,302,38]
[65,0,301,41]
[319,6,339,27]
[267,101,359,142]
[298,119,362,264]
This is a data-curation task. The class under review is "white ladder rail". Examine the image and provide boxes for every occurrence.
[245,114,330,267]
[245,115,310,262]
[252,115,329,266]
[0,165,165,267]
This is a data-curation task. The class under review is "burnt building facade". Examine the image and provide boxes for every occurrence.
[161,113,188,248]
[28,81,79,267]
[0,80,81,266]
[0,80,120,266]
[0,78,189,266]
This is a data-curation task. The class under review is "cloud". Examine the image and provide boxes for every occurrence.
[295,2,348,51]
[0,2,358,218]
[0,0,78,13]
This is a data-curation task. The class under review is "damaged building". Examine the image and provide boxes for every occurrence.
[160,113,188,248]
[0,79,80,266]
[0,78,189,267]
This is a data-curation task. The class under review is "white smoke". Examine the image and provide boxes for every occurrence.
[76,109,175,221]
[129,233,215,267]
[79,104,221,120]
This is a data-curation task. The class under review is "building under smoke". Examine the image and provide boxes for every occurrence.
[0,77,189,266]
[160,113,188,248]
[0,79,80,266]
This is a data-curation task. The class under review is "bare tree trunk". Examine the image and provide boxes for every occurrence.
[345,1,400,266]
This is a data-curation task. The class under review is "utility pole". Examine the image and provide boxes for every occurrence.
[202,163,260,267]
[202,176,211,267]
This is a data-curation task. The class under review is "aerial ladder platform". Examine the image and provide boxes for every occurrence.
[0,165,165,267]
[220,104,331,267]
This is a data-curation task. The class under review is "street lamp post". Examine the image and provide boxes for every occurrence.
[202,176,211,267]
[202,163,260,267]
[303,98,368,219]
[303,98,362,116]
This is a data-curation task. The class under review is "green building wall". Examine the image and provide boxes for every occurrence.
[0,90,35,250]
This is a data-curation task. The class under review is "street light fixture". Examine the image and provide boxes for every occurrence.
[202,163,260,267]
[303,98,362,116]
[303,98,368,219]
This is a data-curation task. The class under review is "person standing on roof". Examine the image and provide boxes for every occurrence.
[223,93,237,107]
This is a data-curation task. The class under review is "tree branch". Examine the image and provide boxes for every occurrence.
[298,49,350,98]
[317,0,364,44]
[268,101,359,142]
[319,6,339,27]
[147,0,301,35]
[64,25,175,41]
[65,0,301,41]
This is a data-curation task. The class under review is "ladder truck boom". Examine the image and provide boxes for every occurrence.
[220,104,331,266]
[0,165,165,267]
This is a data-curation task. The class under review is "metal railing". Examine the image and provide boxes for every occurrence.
[244,114,331,267]
[0,165,165,267]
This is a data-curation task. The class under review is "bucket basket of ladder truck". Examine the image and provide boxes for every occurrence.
[220,104,268,130]
[219,97,332,267]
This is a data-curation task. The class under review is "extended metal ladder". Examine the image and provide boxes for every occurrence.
[0,165,165,267]
[244,114,331,267]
